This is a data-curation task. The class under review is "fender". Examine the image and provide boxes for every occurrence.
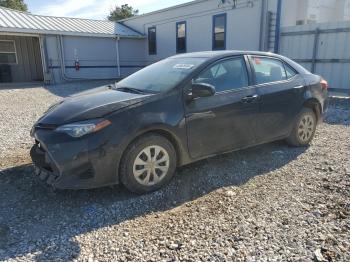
[303,74,327,113]
[126,121,191,167]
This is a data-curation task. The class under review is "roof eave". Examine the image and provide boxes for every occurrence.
[120,0,209,22]
[0,27,145,39]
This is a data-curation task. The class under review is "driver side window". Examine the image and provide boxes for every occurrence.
[194,57,249,92]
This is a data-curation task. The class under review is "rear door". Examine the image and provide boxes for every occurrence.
[248,55,306,142]
[185,56,259,159]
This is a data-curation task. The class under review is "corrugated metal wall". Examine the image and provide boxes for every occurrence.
[280,21,350,90]
[0,35,43,82]
[44,35,146,83]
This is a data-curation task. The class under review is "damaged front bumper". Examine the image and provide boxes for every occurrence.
[30,128,120,190]
[30,143,60,186]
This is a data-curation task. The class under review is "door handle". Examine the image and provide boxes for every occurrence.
[241,94,259,103]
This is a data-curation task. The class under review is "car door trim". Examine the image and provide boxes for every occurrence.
[214,85,256,95]
[252,75,301,88]
[293,85,304,89]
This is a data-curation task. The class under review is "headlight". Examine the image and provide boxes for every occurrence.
[55,119,111,138]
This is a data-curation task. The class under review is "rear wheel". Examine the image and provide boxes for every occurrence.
[120,134,177,194]
[286,108,317,146]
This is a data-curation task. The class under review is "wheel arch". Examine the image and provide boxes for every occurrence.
[303,98,322,123]
[118,126,191,177]
[138,128,185,166]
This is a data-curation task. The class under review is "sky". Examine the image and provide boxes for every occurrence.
[25,0,193,20]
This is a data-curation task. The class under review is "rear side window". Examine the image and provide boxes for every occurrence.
[251,57,287,85]
[284,63,297,79]
[194,56,249,92]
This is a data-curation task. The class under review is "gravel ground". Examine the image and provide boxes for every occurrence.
[0,84,349,261]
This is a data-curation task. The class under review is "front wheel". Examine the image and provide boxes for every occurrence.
[286,108,317,147]
[120,134,177,194]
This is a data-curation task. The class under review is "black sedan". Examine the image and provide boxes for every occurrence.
[30,51,328,193]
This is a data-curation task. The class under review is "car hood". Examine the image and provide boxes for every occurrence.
[37,85,152,126]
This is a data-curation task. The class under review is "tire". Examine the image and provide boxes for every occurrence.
[286,108,317,147]
[120,134,177,194]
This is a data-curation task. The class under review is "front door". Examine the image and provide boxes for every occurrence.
[185,56,259,159]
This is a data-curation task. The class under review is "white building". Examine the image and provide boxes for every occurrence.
[0,0,285,84]
[122,0,281,64]
[0,0,348,85]
[282,0,350,26]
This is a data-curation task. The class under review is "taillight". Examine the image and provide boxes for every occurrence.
[320,78,328,90]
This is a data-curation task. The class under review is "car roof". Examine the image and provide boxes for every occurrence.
[169,50,310,74]
[170,50,281,59]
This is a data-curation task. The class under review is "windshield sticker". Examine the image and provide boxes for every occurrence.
[173,64,195,69]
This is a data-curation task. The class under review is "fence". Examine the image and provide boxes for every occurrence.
[279,21,350,91]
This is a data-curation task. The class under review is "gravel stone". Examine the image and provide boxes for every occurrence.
[315,248,326,261]
[0,85,349,261]
[225,190,236,197]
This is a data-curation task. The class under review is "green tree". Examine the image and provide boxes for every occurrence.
[108,4,138,21]
[0,0,28,11]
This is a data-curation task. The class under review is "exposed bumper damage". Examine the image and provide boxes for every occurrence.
[30,143,60,186]
[30,128,120,190]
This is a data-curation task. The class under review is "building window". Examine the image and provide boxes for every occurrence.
[0,40,17,64]
[148,27,157,55]
[212,14,226,50]
[176,21,186,53]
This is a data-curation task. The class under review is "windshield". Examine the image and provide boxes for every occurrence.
[116,57,207,93]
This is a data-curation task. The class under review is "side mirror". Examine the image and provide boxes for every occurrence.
[190,83,216,98]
